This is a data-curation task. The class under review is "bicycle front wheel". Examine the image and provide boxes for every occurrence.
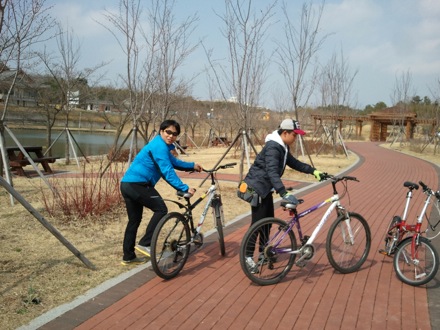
[239,217,297,286]
[393,236,439,286]
[150,212,191,280]
[212,201,226,256]
[326,212,371,273]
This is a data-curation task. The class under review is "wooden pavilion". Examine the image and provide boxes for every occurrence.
[311,106,438,142]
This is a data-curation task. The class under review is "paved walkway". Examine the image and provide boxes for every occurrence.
[25,142,440,329]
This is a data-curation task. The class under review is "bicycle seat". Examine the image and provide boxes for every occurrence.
[404,181,419,190]
[280,199,304,210]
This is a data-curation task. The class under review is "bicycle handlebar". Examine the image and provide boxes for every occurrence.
[319,173,359,183]
[176,162,237,199]
[419,181,440,201]
[203,162,237,173]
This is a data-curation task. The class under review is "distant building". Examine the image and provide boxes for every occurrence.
[85,100,115,112]
[0,65,39,107]
[68,91,80,106]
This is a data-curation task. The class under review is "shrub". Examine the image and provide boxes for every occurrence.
[107,147,140,162]
[41,158,124,222]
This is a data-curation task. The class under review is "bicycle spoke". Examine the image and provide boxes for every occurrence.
[240,218,297,286]
[151,213,190,280]
[393,237,439,286]
[326,213,371,273]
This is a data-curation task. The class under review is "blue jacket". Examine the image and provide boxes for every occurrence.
[121,135,194,192]
[244,130,315,198]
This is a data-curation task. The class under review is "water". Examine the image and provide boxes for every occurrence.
[3,128,132,158]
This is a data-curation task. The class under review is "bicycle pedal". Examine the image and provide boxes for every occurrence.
[378,249,393,257]
[296,261,307,268]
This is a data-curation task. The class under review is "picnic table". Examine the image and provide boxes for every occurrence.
[6,146,59,176]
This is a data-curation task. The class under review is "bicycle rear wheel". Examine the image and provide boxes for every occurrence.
[150,212,191,280]
[212,198,226,256]
[393,236,439,286]
[381,216,402,255]
[326,212,371,273]
[239,217,297,286]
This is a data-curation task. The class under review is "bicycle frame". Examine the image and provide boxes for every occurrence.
[151,162,236,280]
[164,163,233,241]
[239,174,368,285]
[191,184,218,236]
[389,181,440,286]
[273,194,345,257]
[165,180,217,240]
[387,181,440,249]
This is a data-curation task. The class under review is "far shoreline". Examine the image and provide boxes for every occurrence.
[7,124,116,134]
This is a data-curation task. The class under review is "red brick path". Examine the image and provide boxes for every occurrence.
[38,142,440,329]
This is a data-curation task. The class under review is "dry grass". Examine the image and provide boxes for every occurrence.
[3,139,435,330]
[379,141,440,166]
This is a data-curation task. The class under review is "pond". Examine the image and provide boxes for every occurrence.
[3,128,134,158]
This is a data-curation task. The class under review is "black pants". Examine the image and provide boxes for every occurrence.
[246,193,274,257]
[120,182,168,261]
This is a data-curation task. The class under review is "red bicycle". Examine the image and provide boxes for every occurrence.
[380,181,440,286]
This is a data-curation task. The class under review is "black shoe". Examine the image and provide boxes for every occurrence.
[121,256,147,266]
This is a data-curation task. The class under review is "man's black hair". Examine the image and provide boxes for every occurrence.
[160,119,181,135]
[277,128,293,135]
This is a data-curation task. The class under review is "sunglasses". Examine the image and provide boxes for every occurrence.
[164,129,179,137]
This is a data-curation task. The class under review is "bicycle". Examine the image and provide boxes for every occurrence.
[239,174,371,286]
[150,162,237,280]
[380,180,440,286]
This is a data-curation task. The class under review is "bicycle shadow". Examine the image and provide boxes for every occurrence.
[260,242,378,285]
[170,239,241,278]
[282,257,377,285]
[154,234,377,285]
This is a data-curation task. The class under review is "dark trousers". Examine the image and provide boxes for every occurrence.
[120,182,168,261]
[246,193,274,257]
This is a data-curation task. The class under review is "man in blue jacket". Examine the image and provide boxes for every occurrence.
[120,120,202,265]
[242,118,324,272]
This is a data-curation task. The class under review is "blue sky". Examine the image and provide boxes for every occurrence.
[43,0,440,110]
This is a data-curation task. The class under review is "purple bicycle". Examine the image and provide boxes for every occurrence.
[239,174,371,286]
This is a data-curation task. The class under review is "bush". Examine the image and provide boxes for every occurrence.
[107,148,140,162]
[41,158,124,222]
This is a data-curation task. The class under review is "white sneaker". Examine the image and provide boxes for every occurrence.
[135,245,151,257]
[246,257,259,274]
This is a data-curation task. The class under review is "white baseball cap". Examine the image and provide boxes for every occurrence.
[279,119,306,135]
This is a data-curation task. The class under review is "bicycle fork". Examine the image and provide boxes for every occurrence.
[338,209,356,245]
[400,234,427,280]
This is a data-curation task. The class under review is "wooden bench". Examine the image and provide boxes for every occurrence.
[6,146,60,177]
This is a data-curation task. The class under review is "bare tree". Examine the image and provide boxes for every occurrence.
[101,0,150,160]
[275,0,327,120]
[318,49,357,114]
[0,0,54,181]
[31,74,63,156]
[317,49,357,156]
[429,78,440,128]
[204,0,276,131]
[151,0,199,122]
[0,0,8,40]
[432,79,440,149]
[101,0,198,165]
[387,70,415,144]
[38,24,106,164]
[391,70,415,107]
